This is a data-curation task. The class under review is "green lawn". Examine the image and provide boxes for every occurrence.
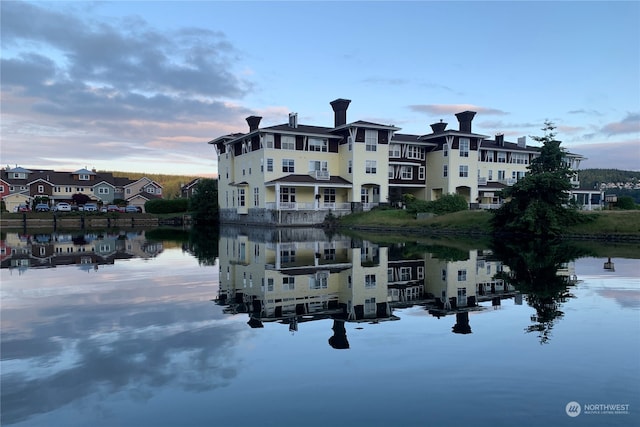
[338,208,640,237]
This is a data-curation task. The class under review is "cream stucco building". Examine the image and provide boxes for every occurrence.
[210,99,590,225]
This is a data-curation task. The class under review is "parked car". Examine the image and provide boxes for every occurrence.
[34,203,51,212]
[125,205,141,213]
[84,203,98,212]
[14,204,30,212]
[106,204,124,212]
[53,202,72,212]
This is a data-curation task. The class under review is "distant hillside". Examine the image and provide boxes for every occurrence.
[102,171,204,199]
[578,168,640,189]
[578,168,640,203]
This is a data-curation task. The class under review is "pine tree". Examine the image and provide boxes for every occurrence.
[491,121,582,237]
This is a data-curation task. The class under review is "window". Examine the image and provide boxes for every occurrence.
[264,133,274,148]
[253,187,259,206]
[389,144,401,157]
[388,166,395,179]
[418,166,425,181]
[348,136,353,151]
[498,170,506,180]
[443,165,448,177]
[323,248,335,260]
[79,174,90,180]
[309,138,328,152]
[38,185,44,193]
[267,158,274,172]
[281,249,296,263]
[365,297,376,315]
[365,274,377,288]
[309,160,328,173]
[485,151,495,162]
[365,130,377,151]
[310,273,329,289]
[361,188,369,203]
[512,153,528,164]
[459,165,468,177]
[388,268,394,282]
[365,160,377,174]
[280,187,296,203]
[400,267,411,281]
[457,269,467,281]
[282,159,295,173]
[443,143,448,156]
[0,185,4,192]
[281,135,295,150]
[497,152,507,163]
[407,146,425,160]
[238,188,245,207]
[98,187,110,194]
[401,166,413,180]
[348,160,352,174]
[267,278,274,292]
[488,170,493,181]
[282,276,295,291]
[324,188,335,203]
[457,287,467,305]
[459,138,470,157]
[417,266,424,279]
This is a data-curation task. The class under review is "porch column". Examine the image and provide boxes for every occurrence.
[588,191,592,210]
[275,182,280,210]
[314,185,319,210]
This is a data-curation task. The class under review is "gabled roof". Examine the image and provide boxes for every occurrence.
[73,168,96,175]
[262,123,337,137]
[6,167,32,173]
[392,133,438,146]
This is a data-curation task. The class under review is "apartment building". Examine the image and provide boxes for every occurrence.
[210,99,588,225]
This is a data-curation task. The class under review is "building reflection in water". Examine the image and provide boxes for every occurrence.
[1,230,164,273]
[215,227,577,346]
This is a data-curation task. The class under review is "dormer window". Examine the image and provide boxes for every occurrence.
[12,173,26,179]
[79,174,90,180]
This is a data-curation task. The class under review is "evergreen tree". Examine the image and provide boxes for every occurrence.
[189,178,218,223]
[491,121,583,236]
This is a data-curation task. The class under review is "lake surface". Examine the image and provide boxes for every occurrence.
[1,227,639,427]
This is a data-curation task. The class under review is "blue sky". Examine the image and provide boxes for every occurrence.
[2,1,639,176]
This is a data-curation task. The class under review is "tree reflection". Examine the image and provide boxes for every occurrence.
[491,238,589,344]
[184,226,219,266]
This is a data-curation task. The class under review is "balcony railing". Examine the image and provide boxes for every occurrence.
[478,177,487,186]
[309,170,330,180]
[265,202,351,211]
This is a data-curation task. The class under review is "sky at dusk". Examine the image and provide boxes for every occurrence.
[1,1,639,177]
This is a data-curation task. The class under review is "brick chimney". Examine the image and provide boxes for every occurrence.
[330,98,351,127]
[430,120,448,134]
[246,116,262,132]
[455,111,476,133]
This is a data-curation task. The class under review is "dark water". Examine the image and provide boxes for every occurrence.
[1,228,638,427]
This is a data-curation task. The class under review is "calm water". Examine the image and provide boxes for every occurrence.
[1,228,639,427]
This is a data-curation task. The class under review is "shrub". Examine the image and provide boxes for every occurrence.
[145,198,189,214]
[615,196,636,210]
[405,193,468,215]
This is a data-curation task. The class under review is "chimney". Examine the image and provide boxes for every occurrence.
[430,120,448,134]
[496,133,504,146]
[330,98,351,127]
[246,115,262,132]
[455,111,476,133]
[517,136,526,148]
[288,112,298,128]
